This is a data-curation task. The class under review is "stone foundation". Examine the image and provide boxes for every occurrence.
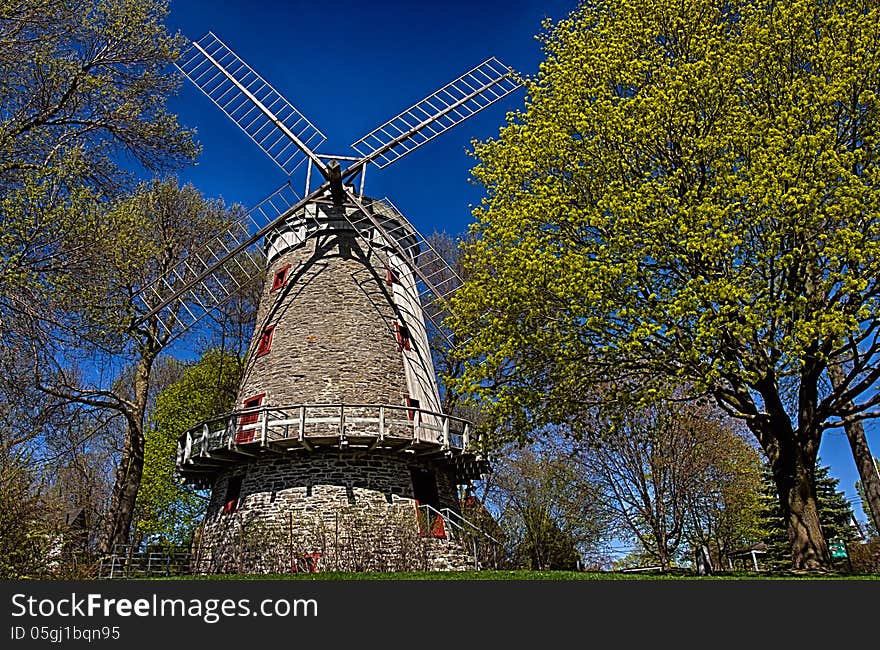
[192,449,474,574]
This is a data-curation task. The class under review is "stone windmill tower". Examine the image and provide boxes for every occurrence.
[138,33,516,572]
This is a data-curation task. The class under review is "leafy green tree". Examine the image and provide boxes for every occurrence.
[134,349,242,547]
[451,0,880,570]
[37,179,243,554]
[0,0,197,334]
[759,462,858,569]
[0,1,214,555]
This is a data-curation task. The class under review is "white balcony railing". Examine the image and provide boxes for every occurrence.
[177,402,477,468]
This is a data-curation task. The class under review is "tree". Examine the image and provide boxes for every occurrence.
[1,331,117,570]
[815,465,859,550]
[486,443,610,569]
[577,392,761,570]
[0,446,58,578]
[679,415,764,569]
[450,0,880,570]
[759,462,858,568]
[855,457,880,539]
[827,365,880,542]
[37,179,243,553]
[135,349,242,547]
[0,0,206,556]
[0,0,197,339]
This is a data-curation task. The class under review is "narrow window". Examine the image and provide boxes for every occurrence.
[223,476,243,515]
[236,394,264,443]
[405,395,420,421]
[271,264,291,292]
[256,324,275,357]
[395,321,411,351]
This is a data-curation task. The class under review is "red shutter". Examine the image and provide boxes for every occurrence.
[271,265,291,292]
[256,325,275,357]
[395,321,411,351]
[405,395,420,421]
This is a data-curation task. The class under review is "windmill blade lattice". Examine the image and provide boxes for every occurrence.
[371,196,462,307]
[138,184,303,339]
[176,32,327,176]
[350,58,519,169]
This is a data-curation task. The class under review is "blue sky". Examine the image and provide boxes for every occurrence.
[162,0,877,530]
[165,0,575,237]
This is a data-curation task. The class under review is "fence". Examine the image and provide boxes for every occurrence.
[97,545,191,579]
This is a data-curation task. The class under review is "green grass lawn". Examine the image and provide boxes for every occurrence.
[158,569,879,580]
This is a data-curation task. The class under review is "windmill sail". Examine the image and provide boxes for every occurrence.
[367,196,461,316]
[176,32,327,176]
[350,58,520,169]
[137,184,304,339]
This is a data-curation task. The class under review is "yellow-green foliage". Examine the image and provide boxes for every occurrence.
[451,0,880,443]
[135,350,241,546]
[0,0,198,334]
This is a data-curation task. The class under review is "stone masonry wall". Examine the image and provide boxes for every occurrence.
[237,224,408,409]
[193,450,473,574]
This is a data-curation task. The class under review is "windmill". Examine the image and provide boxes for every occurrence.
[145,32,517,573]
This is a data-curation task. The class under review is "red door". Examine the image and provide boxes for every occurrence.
[236,395,264,444]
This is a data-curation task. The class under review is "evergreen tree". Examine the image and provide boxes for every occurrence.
[758,461,857,569]
[815,465,859,549]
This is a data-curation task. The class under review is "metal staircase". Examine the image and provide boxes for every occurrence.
[415,503,501,570]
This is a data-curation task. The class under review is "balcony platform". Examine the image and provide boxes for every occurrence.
[177,402,488,487]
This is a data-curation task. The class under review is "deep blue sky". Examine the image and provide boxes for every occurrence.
[163,0,876,533]
[165,0,575,237]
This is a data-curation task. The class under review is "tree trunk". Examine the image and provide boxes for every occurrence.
[752,417,830,570]
[656,544,671,571]
[98,353,154,554]
[827,364,880,536]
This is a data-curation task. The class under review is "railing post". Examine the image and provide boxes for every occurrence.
[298,405,306,441]
[463,423,470,450]
[442,416,450,449]
[412,406,419,438]
[378,406,385,441]
[260,406,268,446]
[202,423,209,456]
[184,430,192,463]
